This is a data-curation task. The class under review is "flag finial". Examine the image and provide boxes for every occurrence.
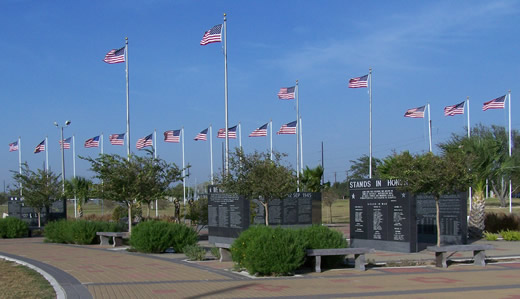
[223,13,226,16]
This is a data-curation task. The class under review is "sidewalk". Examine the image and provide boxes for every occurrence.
[1,236,520,298]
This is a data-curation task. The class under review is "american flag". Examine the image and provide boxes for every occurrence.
[109,133,125,145]
[277,86,295,100]
[444,101,465,116]
[194,128,208,141]
[277,121,297,135]
[9,141,18,152]
[59,137,71,150]
[136,134,153,149]
[483,95,506,111]
[34,140,45,153]
[84,136,100,148]
[404,106,425,118]
[217,126,237,139]
[103,47,125,64]
[249,123,268,137]
[348,74,368,88]
[200,24,222,45]
[164,130,181,143]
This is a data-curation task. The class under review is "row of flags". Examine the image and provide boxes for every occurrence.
[348,74,508,118]
[404,95,506,119]
[8,121,299,153]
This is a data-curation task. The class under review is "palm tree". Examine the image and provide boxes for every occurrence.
[65,177,92,218]
[300,165,329,192]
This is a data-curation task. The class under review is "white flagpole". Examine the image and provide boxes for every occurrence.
[73,135,77,218]
[45,136,49,172]
[182,127,186,205]
[154,129,158,217]
[467,97,472,212]
[101,132,104,155]
[210,125,214,184]
[300,116,303,172]
[428,103,432,152]
[270,119,273,160]
[296,80,300,191]
[125,37,130,160]
[18,136,22,196]
[369,68,372,179]
[72,135,76,178]
[238,122,242,149]
[509,90,512,213]
[223,13,229,174]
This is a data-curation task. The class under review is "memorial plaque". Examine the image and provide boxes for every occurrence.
[349,179,467,252]
[207,190,250,245]
[253,192,321,226]
[349,179,416,252]
[8,198,66,226]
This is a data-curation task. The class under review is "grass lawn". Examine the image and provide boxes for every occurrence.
[0,259,55,299]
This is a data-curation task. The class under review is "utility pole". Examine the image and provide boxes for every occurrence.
[321,142,324,185]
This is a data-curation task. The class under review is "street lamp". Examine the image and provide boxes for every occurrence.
[54,120,71,193]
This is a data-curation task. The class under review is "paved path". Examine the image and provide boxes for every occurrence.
[1,237,520,298]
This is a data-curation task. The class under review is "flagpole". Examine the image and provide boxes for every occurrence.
[101,132,104,155]
[296,80,300,192]
[509,90,512,213]
[153,129,158,217]
[270,119,273,160]
[223,13,229,174]
[428,103,432,152]
[209,125,214,184]
[239,122,242,149]
[300,116,303,172]
[467,97,472,212]
[45,136,49,172]
[125,37,130,160]
[182,127,186,205]
[18,136,22,196]
[369,68,372,179]
[73,135,76,179]
[100,132,104,215]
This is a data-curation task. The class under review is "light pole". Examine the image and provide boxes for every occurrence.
[54,120,71,193]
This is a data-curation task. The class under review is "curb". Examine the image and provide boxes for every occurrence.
[0,255,66,299]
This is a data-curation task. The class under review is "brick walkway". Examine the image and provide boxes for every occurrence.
[1,237,520,298]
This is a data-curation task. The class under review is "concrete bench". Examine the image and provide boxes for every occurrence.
[214,242,232,262]
[427,244,495,268]
[96,232,129,247]
[306,248,375,272]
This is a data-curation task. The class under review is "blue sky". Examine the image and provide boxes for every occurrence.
[1,1,519,189]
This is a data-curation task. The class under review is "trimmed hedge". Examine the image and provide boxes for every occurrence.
[231,225,348,276]
[129,221,198,253]
[44,219,124,244]
[299,225,348,268]
[0,217,28,238]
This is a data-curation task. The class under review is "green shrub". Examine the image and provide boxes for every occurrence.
[232,226,306,276]
[0,217,28,238]
[44,220,71,243]
[130,221,198,253]
[44,219,124,244]
[112,205,127,221]
[210,247,221,260]
[483,231,499,241]
[184,245,206,261]
[485,212,520,233]
[500,230,520,241]
[299,225,348,268]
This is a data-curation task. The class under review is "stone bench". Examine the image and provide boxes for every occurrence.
[427,244,495,268]
[96,232,129,247]
[306,248,375,272]
[214,242,232,262]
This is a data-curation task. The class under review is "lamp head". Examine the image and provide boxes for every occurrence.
[53,121,58,127]
[65,120,71,126]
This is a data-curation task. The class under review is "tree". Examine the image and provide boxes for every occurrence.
[12,164,61,227]
[348,154,382,179]
[217,149,297,225]
[300,165,330,192]
[65,176,93,218]
[322,188,338,224]
[379,151,469,246]
[84,153,182,233]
